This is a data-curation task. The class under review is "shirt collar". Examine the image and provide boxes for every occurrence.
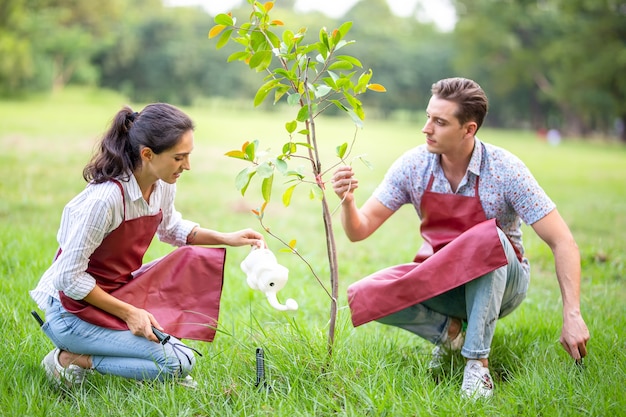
[432,137,483,176]
[125,173,145,203]
[467,137,483,177]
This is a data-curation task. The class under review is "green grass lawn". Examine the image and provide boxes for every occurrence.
[1,87,624,416]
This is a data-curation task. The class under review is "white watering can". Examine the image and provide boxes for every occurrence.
[240,242,298,311]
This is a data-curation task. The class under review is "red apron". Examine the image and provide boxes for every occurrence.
[347,173,514,327]
[59,180,225,342]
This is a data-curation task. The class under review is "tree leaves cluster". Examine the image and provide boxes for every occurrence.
[209,0,388,354]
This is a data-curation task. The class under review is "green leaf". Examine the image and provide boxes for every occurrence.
[337,21,353,38]
[354,103,365,120]
[319,28,330,51]
[336,55,362,68]
[282,30,295,47]
[296,105,311,122]
[282,142,297,154]
[323,77,338,90]
[313,84,332,98]
[274,158,288,174]
[274,68,297,82]
[274,85,290,103]
[336,142,348,159]
[235,168,256,195]
[353,154,374,170]
[244,140,256,161]
[294,142,313,149]
[216,28,233,49]
[285,120,297,134]
[282,184,296,207]
[330,99,348,112]
[253,79,278,107]
[343,91,362,109]
[249,50,272,71]
[227,51,249,63]
[214,13,234,26]
[346,108,364,128]
[267,31,281,48]
[257,161,274,178]
[249,30,266,50]
[261,175,274,203]
[309,185,324,201]
[287,93,301,106]
[328,61,354,70]
[355,69,373,94]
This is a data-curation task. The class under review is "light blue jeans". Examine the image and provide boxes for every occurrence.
[376,229,529,359]
[42,297,196,381]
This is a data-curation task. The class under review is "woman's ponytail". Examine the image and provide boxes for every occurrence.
[83,106,140,183]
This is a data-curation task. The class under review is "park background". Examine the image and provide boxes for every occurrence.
[1,0,625,415]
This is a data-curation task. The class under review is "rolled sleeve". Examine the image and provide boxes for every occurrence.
[156,182,199,246]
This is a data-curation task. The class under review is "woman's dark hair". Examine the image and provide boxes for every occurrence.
[431,78,488,131]
[83,103,194,183]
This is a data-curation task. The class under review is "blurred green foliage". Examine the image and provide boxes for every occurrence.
[0,0,624,139]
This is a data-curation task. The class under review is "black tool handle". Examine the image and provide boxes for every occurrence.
[31,310,44,327]
[255,348,265,387]
[152,326,171,345]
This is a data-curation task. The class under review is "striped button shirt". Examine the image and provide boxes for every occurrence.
[30,174,198,310]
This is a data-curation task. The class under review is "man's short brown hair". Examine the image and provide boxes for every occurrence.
[431,78,488,131]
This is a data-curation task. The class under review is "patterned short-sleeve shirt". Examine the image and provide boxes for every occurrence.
[373,138,556,263]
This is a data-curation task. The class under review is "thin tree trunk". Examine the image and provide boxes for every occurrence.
[320,194,339,356]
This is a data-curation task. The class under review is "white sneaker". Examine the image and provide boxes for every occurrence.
[429,330,464,370]
[177,375,198,389]
[461,360,494,399]
[41,348,89,388]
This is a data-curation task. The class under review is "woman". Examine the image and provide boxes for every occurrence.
[30,103,264,388]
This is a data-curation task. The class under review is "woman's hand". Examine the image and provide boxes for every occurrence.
[221,228,265,247]
[124,306,163,343]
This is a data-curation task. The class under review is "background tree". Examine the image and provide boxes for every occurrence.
[1,0,623,141]
[453,0,626,139]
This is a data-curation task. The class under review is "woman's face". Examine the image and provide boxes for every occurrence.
[145,129,194,184]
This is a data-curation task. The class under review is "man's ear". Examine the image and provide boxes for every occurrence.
[464,121,478,137]
[140,147,153,161]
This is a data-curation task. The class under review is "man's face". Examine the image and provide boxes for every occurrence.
[422,95,473,155]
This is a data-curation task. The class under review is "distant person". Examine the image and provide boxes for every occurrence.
[30,103,264,389]
[331,77,589,398]
[547,128,561,146]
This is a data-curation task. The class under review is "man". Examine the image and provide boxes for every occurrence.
[331,77,589,398]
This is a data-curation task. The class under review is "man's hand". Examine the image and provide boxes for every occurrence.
[560,311,590,362]
[332,166,359,202]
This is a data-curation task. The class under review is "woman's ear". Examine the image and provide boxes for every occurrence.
[140,147,153,161]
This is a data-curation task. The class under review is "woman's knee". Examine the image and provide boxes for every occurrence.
[161,344,196,377]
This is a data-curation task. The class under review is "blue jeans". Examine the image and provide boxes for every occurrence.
[376,229,529,359]
[42,297,196,381]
